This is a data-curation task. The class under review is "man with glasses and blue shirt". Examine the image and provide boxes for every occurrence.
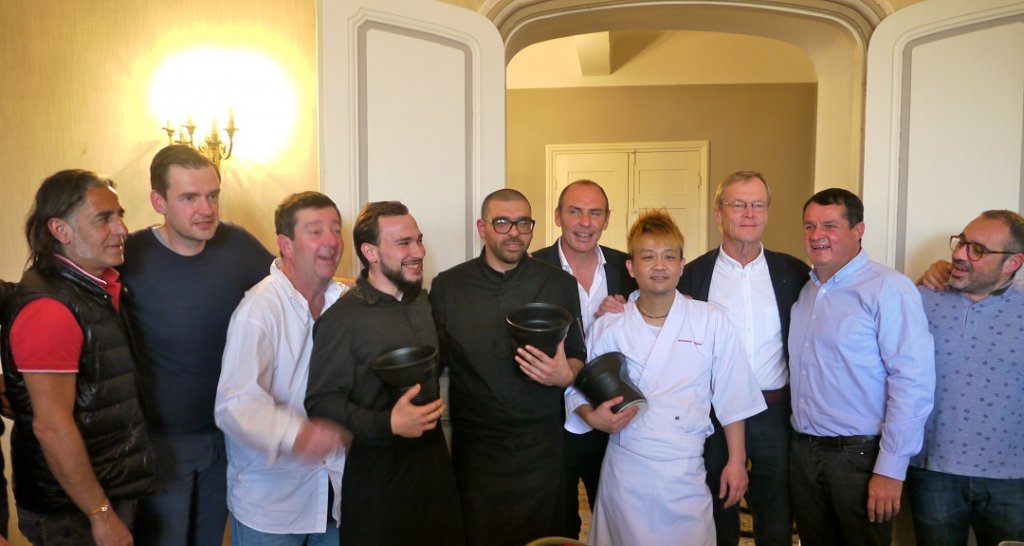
[677,171,809,546]
[788,188,935,546]
[430,188,587,546]
[908,210,1024,546]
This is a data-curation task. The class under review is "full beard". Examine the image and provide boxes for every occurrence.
[382,260,423,300]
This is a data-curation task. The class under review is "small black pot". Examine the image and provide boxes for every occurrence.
[574,351,646,414]
[372,345,440,405]
[505,303,572,358]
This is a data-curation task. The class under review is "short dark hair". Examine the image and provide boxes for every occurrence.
[275,192,339,239]
[353,201,409,269]
[150,144,219,197]
[980,209,1024,254]
[803,188,864,227]
[480,188,529,218]
[557,179,609,213]
[25,169,115,272]
[713,171,772,209]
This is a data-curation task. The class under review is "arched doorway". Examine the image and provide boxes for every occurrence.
[486,0,873,194]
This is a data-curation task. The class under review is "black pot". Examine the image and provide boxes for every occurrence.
[505,303,572,358]
[372,345,440,405]
[574,351,646,414]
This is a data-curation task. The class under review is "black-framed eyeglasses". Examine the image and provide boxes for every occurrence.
[721,200,768,212]
[949,235,1016,262]
[484,217,535,234]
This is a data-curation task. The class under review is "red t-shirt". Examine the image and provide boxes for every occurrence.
[9,265,123,374]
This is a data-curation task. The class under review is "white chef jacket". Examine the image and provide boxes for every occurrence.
[565,292,766,546]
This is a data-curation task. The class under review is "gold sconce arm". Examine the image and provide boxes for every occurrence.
[161,113,236,168]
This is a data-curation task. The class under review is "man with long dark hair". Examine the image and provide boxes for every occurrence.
[1,170,155,545]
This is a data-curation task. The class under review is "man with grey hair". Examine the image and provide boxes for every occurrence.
[2,170,155,546]
[677,170,808,546]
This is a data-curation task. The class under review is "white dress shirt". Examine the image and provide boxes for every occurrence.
[707,245,787,390]
[556,239,609,334]
[215,260,348,533]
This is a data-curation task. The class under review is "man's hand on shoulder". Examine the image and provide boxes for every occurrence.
[917,260,952,291]
[390,385,445,438]
[595,294,627,318]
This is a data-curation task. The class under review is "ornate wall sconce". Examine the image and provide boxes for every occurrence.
[162,111,237,168]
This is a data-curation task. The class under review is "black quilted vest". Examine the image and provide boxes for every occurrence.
[1,263,155,513]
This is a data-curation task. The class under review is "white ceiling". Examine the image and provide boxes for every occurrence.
[507,30,817,89]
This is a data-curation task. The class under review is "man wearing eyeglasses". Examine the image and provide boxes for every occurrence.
[430,188,587,546]
[788,188,935,546]
[676,171,809,546]
[531,179,637,540]
[907,210,1024,546]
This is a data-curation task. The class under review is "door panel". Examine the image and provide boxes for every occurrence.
[551,151,631,252]
[318,0,505,282]
[548,143,708,260]
[632,150,706,263]
[862,0,1024,278]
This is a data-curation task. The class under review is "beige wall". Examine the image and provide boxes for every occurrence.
[0,1,317,543]
[0,0,319,283]
[507,83,817,259]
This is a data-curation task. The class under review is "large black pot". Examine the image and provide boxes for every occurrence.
[574,351,646,414]
[505,303,573,358]
[372,345,440,405]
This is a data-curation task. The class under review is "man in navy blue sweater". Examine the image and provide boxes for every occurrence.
[120,145,272,546]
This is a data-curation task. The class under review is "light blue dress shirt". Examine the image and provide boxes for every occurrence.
[789,250,935,480]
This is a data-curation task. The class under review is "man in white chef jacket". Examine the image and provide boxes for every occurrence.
[565,209,766,546]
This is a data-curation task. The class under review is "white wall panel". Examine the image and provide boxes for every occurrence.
[319,0,505,282]
[903,23,1024,276]
[862,0,1024,277]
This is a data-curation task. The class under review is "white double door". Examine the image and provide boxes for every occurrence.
[548,143,708,262]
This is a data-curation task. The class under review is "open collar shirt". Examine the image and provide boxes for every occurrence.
[788,250,935,480]
[556,238,610,333]
[214,259,347,533]
[708,245,787,390]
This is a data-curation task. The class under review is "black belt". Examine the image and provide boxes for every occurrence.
[794,432,879,449]
[762,385,790,404]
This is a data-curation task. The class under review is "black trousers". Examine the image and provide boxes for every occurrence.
[704,392,793,546]
[789,432,893,546]
[561,427,608,538]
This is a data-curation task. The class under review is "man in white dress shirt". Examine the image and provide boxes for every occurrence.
[532,180,636,538]
[676,171,809,545]
[215,192,349,544]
